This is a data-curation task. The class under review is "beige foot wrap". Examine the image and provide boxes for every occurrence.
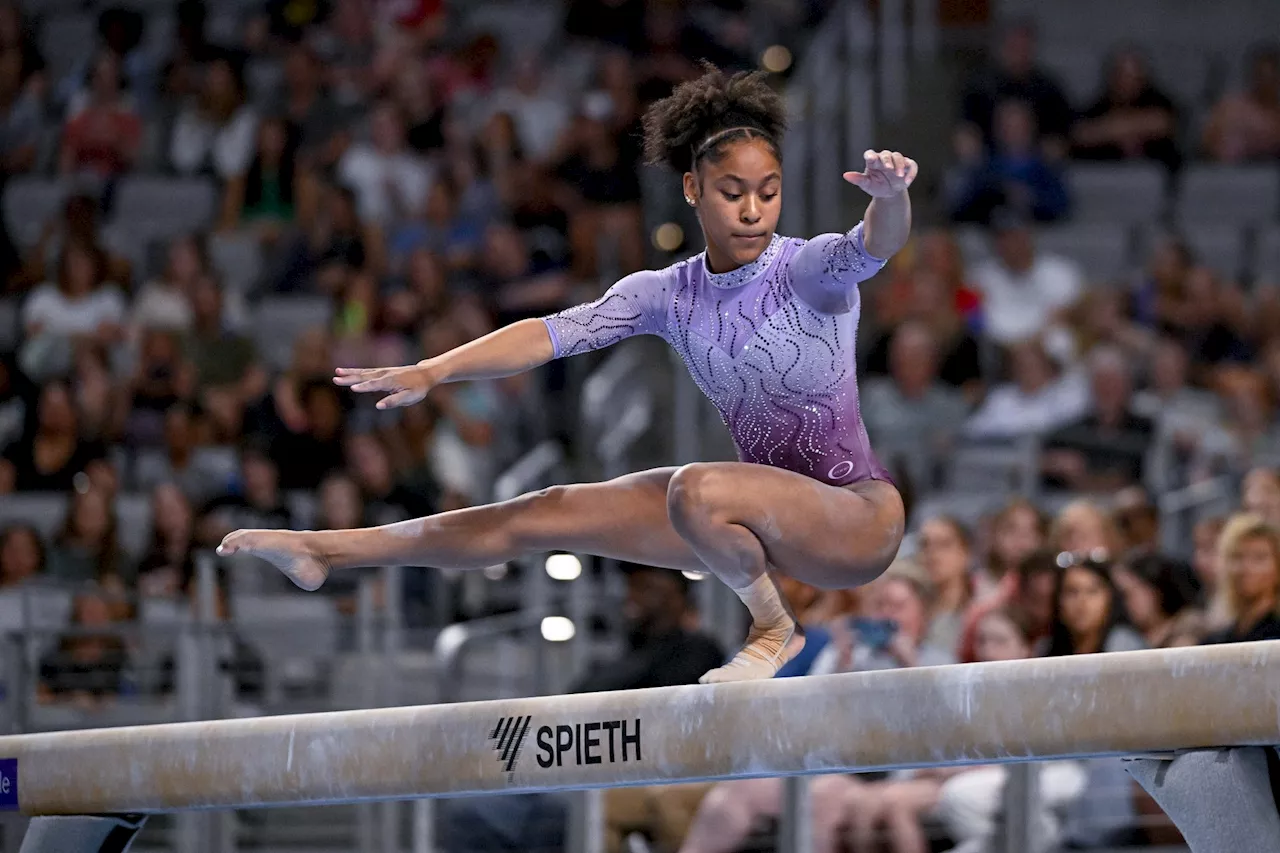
[700,574,805,684]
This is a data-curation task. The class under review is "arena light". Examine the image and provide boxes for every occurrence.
[681,570,708,581]
[761,44,793,74]
[544,553,582,581]
[1,641,1277,815]
[540,615,576,642]
[653,222,684,252]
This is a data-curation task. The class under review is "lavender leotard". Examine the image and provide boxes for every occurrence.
[542,224,892,487]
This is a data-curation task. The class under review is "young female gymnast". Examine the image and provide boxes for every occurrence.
[218,65,918,683]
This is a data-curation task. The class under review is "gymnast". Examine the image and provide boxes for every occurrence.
[218,65,918,683]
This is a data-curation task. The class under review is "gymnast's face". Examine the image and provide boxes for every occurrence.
[686,137,782,274]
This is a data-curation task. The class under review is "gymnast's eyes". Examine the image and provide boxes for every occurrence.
[721,191,743,201]
[760,192,778,203]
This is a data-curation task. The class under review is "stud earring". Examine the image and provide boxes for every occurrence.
[685,196,696,206]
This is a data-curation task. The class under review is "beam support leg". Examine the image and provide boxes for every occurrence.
[18,815,147,853]
[1125,747,1280,853]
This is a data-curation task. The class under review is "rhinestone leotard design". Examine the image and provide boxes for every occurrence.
[543,224,891,486]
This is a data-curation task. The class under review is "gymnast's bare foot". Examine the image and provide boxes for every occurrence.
[699,620,806,684]
[217,530,331,591]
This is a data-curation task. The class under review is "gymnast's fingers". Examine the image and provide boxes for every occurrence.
[351,377,397,393]
[890,151,907,177]
[334,368,381,386]
[904,158,919,186]
[376,389,421,410]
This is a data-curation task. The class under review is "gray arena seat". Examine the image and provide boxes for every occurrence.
[0,493,68,539]
[208,231,264,292]
[1253,225,1280,284]
[1066,163,1168,225]
[111,176,219,240]
[2,177,67,248]
[1175,165,1280,226]
[252,296,333,371]
[1036,224,1132,281]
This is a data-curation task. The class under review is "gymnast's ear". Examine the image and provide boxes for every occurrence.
[682,171,698,207]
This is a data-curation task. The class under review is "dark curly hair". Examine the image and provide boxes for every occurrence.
[642,63,787,176]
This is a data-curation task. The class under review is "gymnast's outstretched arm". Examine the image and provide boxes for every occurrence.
[335,269,669,409]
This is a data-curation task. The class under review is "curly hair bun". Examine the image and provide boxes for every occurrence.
[642,62,787,174]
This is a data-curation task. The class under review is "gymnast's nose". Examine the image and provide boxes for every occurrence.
[740,196,761,224]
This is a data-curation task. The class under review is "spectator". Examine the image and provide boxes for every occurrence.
[271,379,348,490]
[1161,266,1253,368]
[48,486,132,590]
[1043,554,1145,655]
[1132,335,1222,456]
[248,327,332,445]
[223,114,299,236]
[1071,46,1180,170]
[170,53,258,181]
[132,235,206,335]
[438,563,723,853]
[957,20,1072,153]
[59,51,142,180]
[1042,346,1155,491]
[345,432,437,522]
[0,381,107,493]
[1204,513,1280,643]
[862,321,969,487]
[0,523,45,587]
[1131,236,1193,331]
[15,193,132,295]
[916,516,974,654]
[195,442,293,547]
[1112,552,1203,648]
[959,539,1060,664]
[974,497,1046,597]
[70,343,118,443]
[1241,466,1280,528]
[388,173,484,274]
[553,91,645,279]
[1112,486,1161,552]
[475,222,572,323]
[275,43,343,167]
[0,356,33,452]
[394,57,445,156]
[964,337,1087,440]
[867,231,984,395]
[487,53,571,164]
[948,99,1070,224]
[134,403,227,505]
[37,588,130,708]
[1203,43,1280,162]
[1211,366,1280,469]
[332,269,412,369]
[121,328,195,445]
[682,563,952,853]
[970,215,1083,346]
[20,241,126,382]
[837,607,1086,853]
[185,274,265,441]
[1048,499,1123,557]
[0,46,39,178]
[1070,287,1152,366]
[1193,515,1228,623]
[137,482,195,599]
[337,100,432,225]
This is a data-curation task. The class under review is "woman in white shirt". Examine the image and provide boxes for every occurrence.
[21,241,126,381]
[170,54,257,180]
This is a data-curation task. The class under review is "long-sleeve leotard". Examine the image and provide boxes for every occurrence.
[542,224,891,486]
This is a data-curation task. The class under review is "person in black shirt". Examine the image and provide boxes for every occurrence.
[0,380,106,493]
[958,20,1072,154]
[1203,513,1280,644]
[437,564,725,853]
[196,442,294,548]
[1043,347,1154,492]
[1071,47,1181,172]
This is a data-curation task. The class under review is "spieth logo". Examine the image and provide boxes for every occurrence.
[489,716,534,775]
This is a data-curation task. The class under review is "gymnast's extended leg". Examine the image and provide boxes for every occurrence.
[218,462,904,681]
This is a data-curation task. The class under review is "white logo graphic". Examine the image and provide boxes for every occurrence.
[828,461,855,480]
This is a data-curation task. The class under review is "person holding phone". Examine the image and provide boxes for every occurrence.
[809,559,955,675]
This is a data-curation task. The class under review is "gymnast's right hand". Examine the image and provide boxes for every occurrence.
[333,364,436,409]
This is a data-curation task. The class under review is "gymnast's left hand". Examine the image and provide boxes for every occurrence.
[333,363,437,409]
[843,149,918,198]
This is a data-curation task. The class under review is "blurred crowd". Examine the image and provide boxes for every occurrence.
[0,2,1277,849]
[0,0,777,704]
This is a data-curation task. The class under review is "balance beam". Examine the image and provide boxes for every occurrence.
[1,640,1277,816]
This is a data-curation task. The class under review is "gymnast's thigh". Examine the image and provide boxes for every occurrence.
[538,467,705,573]
[666,462,905,589]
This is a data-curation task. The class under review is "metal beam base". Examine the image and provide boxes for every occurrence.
[17,814,146,853]
[1125,747,1280,853]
